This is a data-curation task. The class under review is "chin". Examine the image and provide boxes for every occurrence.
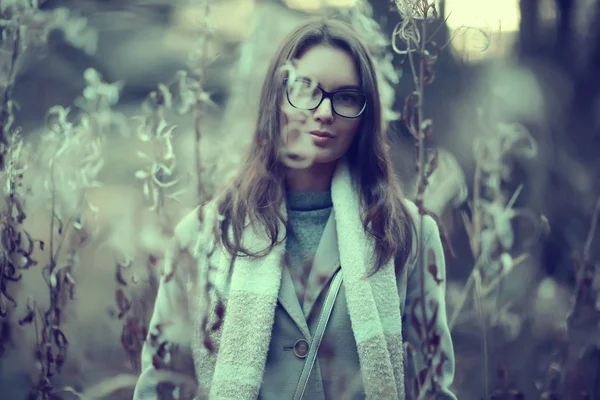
[312,152,344,165]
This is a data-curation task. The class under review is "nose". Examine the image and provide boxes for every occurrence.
[313,98,334,124]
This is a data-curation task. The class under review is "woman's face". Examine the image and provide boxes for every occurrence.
[280,44,363,167]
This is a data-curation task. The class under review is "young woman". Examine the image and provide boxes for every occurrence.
[134,18,456,400]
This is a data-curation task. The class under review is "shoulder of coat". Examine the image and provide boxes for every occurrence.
[173,200,221,251]
[402,198,439,244]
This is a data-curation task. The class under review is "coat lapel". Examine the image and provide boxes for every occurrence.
[276,206,342,335]
[277,261,312,340]
[302,210,341,319]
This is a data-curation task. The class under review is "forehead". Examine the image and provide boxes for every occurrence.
[293,45,360,90]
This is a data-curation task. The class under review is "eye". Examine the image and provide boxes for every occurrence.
[286,77,323,110]
[287,78,318,97]
[335,92,361,104]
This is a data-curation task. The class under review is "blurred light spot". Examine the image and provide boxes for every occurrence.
[443,0,520,62]
[171,0,257,42]
[539,0,558,24]
[285,0,321,11]
[326,0,358,7]
[444,0,520,31]
[284,0,356,12]
[537,277,557,300]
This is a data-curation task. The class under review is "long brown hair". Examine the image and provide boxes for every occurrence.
[217,18,414,275]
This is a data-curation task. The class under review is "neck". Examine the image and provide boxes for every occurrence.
[285,161,337,192]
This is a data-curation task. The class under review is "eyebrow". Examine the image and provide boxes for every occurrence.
[334,84,361,91]
[293,76,361,91]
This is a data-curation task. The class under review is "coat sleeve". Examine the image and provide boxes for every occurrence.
[402,214,457,400]
[133,208,203,400]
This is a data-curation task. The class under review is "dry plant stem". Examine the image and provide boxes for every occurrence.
[448,266,475,330]
[30,157,75,397]
[59,370,198,399]
[479,252,528,298]
[572,197,600,303]
[409,4,436,400]
[449,213,531,327]
[194,106,203,200]
[459,157,489,396]
[49,162,57,276]
[413,1,428,346]
[49,166,73,283]
[425,11,453,46]
[558,196,600,398]
[33,301,42,372]
[0,30,21,169]
[505,184,523,211]
[194,2,211,202]
[473,270,490,399]
[471,161,483,256]
[447,161,482,324]
[582,197,600,262]
[392,1,451,397]
[0,140,30,320]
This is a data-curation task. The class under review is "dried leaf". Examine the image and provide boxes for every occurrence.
[46,347,54,364]
[212,299,225,332]
[427,249,443,285]
[152,354,167,370]
[137,151,152,161]
[18,309,35,325]
[55,352,65,370]
[426,300,439,334]
[435,351,449,378]
[203,336,215,353]
[134,170,149,179]
[116,289,131,319]
[157,123,177,139]
[426,149,439,177]
[53,328,69,349]
[50,272,58,288]
[410,300,424,340]
[164,270,174,283]
[65,271,76,286]
[151,186,159,207]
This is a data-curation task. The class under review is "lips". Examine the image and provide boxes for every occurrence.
[309,131,334,138]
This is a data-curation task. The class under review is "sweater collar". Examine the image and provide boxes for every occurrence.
[285,190,332,212]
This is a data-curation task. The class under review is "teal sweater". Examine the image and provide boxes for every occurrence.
[285,190,332,309]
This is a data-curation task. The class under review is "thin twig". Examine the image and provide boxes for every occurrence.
[194,1,211,202]
[473,270,490,399]
[449,270,475,330]
[583,197,600,262]
[426,10,453,45]
[571,196,600,308]
[505,184,523,211]
[479,253,529,298]
[472,161,482,257]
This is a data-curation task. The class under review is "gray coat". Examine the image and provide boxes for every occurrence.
[134,163,456,400]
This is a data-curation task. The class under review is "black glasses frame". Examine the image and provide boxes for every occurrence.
[284,78,367,119]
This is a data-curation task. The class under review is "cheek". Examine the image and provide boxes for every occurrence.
[338,118,362,142]
[280,93,311,124]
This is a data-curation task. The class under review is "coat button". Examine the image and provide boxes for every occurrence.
[293,339,309,359]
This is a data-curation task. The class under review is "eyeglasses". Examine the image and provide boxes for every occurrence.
[284,77,367,119]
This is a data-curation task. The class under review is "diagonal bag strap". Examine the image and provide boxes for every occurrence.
[293,268,343,400]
